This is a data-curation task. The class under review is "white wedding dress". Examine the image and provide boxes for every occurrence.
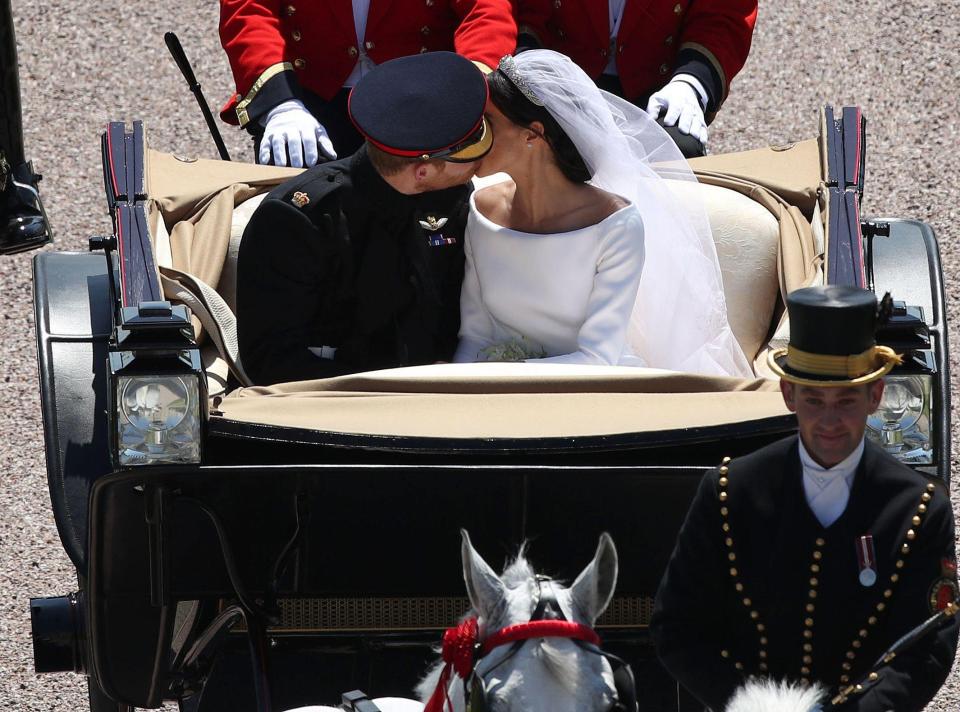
[452,50,752,377]
[453,190,646,366]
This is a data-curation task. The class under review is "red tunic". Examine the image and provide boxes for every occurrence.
[518,0,757,108]
[219,0,518,126]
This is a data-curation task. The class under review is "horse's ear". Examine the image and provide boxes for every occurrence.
[461,529,505,620]
[570,532,618,624]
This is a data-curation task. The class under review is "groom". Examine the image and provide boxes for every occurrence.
[236,52,491,385]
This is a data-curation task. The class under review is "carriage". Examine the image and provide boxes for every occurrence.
[27,107,949,711]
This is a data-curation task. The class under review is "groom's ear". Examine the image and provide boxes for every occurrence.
[413,162,434,183]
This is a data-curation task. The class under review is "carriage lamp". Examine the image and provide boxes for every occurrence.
[866,375,932,464]
[117,374,201,465]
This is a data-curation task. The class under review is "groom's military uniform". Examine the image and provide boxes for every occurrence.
[651,287,958,712]
[236,52,491,385]
[237,148,470,384]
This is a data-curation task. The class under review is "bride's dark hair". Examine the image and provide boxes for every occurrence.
[488,69,592,183]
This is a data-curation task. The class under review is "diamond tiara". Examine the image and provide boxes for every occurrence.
[497,55,544,106]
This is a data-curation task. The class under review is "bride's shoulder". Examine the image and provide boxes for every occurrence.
[588,186,630,216]
[472,177,515,222]
[580,186,632,225]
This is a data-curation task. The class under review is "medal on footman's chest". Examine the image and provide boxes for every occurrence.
[857,534,877,587]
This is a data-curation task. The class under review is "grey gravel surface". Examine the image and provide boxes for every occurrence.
[2,1,959,709]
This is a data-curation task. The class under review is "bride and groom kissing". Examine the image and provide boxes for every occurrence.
[235,49,752,386]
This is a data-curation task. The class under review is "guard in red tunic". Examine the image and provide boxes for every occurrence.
[219,0,517,167]
[516,0,757,157]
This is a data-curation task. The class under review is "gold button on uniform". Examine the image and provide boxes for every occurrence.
[665,35,674,45]
[421,25,430,35]
[291,30,302,41]
[659,63,669,74]
[674,3,682,13]
[294,58,306,68]
[420,46,428,53]
[912,515,922,526]
[285,4,296,15]
[365,40,375,50]
[348,46,358,57]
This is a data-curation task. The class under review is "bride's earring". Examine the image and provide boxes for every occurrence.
[526,142,533,148]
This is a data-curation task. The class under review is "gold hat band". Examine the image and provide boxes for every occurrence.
[787,345,896,378]
[767,345,903,387]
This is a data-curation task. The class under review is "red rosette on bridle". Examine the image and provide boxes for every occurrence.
[424,617,480,712]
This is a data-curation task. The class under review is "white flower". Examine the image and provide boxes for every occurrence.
[478,336,547,362]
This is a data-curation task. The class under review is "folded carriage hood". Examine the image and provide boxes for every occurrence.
[213,363,792,449]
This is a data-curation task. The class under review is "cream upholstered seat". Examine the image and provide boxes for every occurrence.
[663,180,780,362]
[224,180,780,368]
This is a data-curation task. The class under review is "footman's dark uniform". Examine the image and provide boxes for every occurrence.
[651,286,958,711]
[651,438,957,711]
[236,52,490,385]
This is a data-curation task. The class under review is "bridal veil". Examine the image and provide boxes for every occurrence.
[509,50,752,377]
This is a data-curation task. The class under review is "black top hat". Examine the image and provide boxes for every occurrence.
[767,285,901,385]
[348,52,493,163]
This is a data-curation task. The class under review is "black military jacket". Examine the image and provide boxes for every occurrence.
[236,148,468,385]
[651,436,957,712]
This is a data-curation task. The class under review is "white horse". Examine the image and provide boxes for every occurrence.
[414,529,625,712]
[286,529,624,712]
[725,679,825,712]
[286,529,825,712]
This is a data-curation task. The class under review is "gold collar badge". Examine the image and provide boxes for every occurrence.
[292,191,310,208]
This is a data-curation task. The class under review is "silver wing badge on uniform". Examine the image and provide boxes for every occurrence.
[419,215,448,231]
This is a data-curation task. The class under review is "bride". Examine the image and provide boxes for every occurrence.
[452,50,752,377]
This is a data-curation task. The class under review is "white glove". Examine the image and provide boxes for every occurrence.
[259,99,337,167]
[645,75,709,146]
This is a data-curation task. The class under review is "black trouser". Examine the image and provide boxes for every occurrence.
[250,88,364,165]
[596,73,706,159]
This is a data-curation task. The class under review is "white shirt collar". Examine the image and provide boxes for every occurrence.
[798,435,865,479]
[798,436,865,528]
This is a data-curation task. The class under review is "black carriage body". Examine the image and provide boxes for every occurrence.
[29,112,951,711]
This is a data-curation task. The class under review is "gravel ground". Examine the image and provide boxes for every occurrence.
[2,1,959,709]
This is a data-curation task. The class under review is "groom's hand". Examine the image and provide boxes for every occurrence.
[645,76,709,146]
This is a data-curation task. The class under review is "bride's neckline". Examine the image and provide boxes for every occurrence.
[469,188,634,237]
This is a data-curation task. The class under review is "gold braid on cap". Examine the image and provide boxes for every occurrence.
[498,55,544,106]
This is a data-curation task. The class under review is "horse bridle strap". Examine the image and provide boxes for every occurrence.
[480,620,601,655]
[423,617,605,712]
